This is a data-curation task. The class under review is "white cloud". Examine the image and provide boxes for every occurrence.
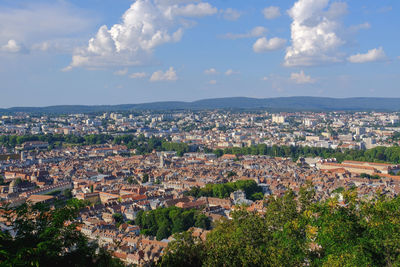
[261,76,269,81]
[221,8,241,21]
[168,2,217,17]
[262,6,281,20]
[67,0,217,69]
[30,39,87,54]
[349,22,371,32]
[225,69,239,76]
[31,42,51,52]
[130,72,147,79]
[325,2,348,19]
[348,47,386,63]
[208,80,217,84]
[1,39,24,53]
[378,6,392,13]
[0,2,96,53]
[204,68,218,75]
[284,0,347,67]
[150,67,178,81]
[114,68,128,76]
[253,37,286,53]
[290,70,315,84]
[222,26,267,40]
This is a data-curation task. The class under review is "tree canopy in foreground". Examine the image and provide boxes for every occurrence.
[0,200,123,267]
[159,186,400,267]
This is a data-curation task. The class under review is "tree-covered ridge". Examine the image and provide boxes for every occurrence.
[213,144,400,164]
[0,200,122,267]
[135,206,211,241]
[0,134,113,148]
[3,97,400,114]
[0,134,190,155]
[185,180,264,201]
[159,186,400,267]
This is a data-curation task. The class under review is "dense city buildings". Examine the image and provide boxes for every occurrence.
[1,109,400,265]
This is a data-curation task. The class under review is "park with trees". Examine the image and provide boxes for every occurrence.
[135,206,211,241]
[185,180,264,201]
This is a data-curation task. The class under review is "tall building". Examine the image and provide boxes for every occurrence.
[160,154,165,168]
[303,118,316,127]
[272,115,286,124]
[355,127,366,135]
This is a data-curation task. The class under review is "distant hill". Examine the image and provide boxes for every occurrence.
[2,97,400,114]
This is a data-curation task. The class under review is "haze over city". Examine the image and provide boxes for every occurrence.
[1,0,399,107]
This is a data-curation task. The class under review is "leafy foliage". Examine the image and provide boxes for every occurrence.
[0,201,122,267]
[142,173,149,183]
[158,231,205,267]
[185,180,263,201]
[0,134,112,148]
[0,134,191,156]
[113,134,191,155]
[136,206,211,241]
[160,186,400,266]
[214,144,400,164]
[161,142,189,157]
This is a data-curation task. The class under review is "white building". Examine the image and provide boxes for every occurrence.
[272,115,286,124]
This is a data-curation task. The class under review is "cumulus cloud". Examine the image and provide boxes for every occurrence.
[66,0,217,69]
[284,0,347,67]
[347,47,386,63]
[208,80,217,85]
[204,68,218,75]
[221,8,241,21]
[222,26,267,40]
[130,72,147,79]
[1,39,25,53]
[150,67,178,81]
[225,69,239,76]
[290,70,315,84]
[263,6,281,20]
[114,68,128,76]
[253,37,286,53]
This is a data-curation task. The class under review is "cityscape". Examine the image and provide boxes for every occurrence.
[1,0,400,266]
[2,108,400,265]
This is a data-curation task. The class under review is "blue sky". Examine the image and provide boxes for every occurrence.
[0,0,398,107]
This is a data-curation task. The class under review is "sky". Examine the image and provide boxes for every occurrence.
[0,0,399,107]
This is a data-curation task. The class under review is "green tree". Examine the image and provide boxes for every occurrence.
[194,214,211,230]
[163,189,400,266]
[137,207,210,239]
[158,231,205,267]
[156,223,171,241]
[63,189,73,199]
[0,175,5,185]
[112,213,124,225]
[142,173,149,183]
[0,203,123,267]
